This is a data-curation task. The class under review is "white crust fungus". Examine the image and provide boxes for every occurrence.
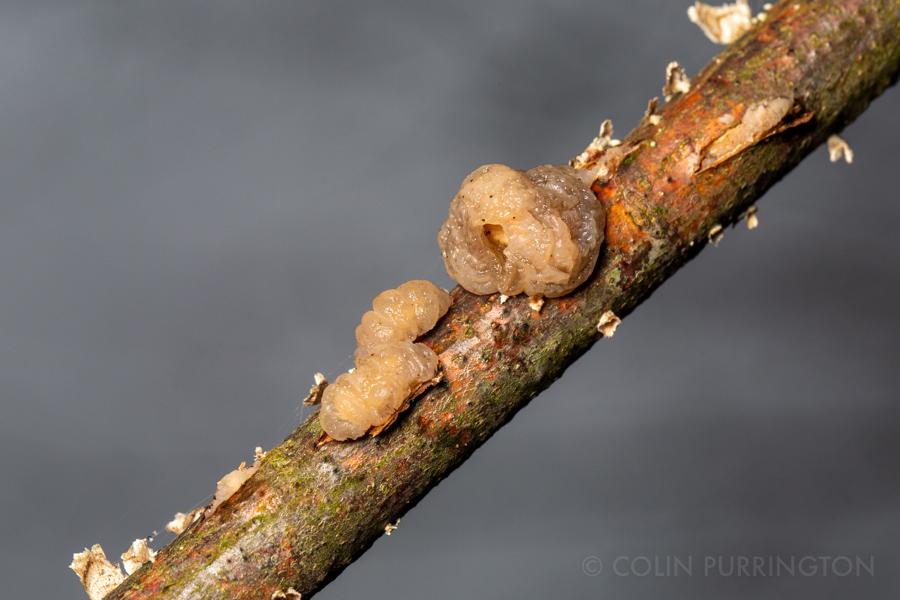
[303,372,328,406]
[70,544,125,600]
[271,588,302,599]
[687,0,753,44]
[664,62,691,101]
[384,518,401,535]
[827,134,854,163]
[165,508,203,535]
[644,98,663,126]
[709,224,725,246]
[596,311,621,337]
[572,120,615,170]
[438,164,605,298]
[320,280,452,441]
[746,205,759,229]
[354,280,452,360]
[121,538,156,575]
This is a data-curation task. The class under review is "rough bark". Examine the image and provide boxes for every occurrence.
[106,0,900,597]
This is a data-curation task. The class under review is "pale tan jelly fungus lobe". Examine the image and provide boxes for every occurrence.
[320,280,452,441]
[354,280,453,360]
[437,164,605,298]
[320,341,439,440]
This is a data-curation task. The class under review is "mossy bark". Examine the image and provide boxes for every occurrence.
[106,1,900,597]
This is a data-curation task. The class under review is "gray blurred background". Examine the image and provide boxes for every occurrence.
[2,1,898,598]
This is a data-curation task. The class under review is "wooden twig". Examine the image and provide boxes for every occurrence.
[106,0,900,597]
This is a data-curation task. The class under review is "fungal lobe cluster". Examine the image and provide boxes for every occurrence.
[438,163,604,298]
[319,280,452,441]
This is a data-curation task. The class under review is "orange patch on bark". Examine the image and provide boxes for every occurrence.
[603,202,649,253]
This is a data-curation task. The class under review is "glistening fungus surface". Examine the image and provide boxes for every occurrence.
[438,164,605,298]
[320,280,452,440]
[354,281,453,360]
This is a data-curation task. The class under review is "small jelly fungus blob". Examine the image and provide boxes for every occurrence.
[320,341,439,440]
[320,280,452,441]
[354,280,452,360]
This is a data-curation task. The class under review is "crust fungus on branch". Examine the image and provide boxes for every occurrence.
[121,539,156,575]
[384,518,401,535]
[528,295,545,312]
[663,62,691,101]
[303,373,328,407]
[70,545,125,600]
[687,0,753,44]
[165,508,203,535]
[644,97,663,126]
[572,119,618,169]
[746,205,759,230]
[596,311,621,337]
[827,134,854,163]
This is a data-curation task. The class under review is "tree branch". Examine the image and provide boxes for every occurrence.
[106,0,900,597]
